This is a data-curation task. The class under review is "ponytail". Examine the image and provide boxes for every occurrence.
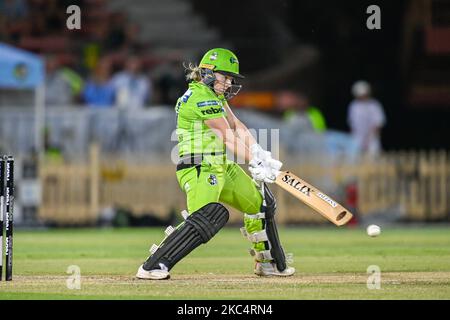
[183,62,202,82]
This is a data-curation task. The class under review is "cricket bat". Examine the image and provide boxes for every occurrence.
[275,170,353,226]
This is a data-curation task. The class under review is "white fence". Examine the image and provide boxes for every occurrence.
[36,146,450,225]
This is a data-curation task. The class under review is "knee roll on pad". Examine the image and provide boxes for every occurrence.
[241,183,287,272]
[143,202,229,271]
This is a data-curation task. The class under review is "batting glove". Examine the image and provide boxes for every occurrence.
[250,144,272,163]
[249,159,281,184]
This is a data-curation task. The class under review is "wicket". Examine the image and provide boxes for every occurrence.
[0,155,14,281]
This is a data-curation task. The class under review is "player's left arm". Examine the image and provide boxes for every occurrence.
[222,100,257,148]
[223,100,283,183]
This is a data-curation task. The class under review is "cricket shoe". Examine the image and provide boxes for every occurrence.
[254,262,295,277]
[136,264,170,280]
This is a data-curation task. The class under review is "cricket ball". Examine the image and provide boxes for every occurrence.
[367,224,381,237]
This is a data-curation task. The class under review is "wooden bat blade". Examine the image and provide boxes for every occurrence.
[275,171,353,226]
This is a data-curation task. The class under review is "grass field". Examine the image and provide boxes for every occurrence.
[0,225,449,299]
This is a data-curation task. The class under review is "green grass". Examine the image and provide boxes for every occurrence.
[1,226,450,299]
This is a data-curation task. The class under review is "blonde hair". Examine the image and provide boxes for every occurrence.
[183,62,202,82]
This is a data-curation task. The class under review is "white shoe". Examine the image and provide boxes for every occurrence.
[254,262,295,277]
[136,264,170,280]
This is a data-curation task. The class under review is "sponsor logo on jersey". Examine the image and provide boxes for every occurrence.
[317,192,338,208]
[208,174,217,186]
[175,101,182,114]
[197,100,220,107]
[201,106,224,115]
[181,89,193,103]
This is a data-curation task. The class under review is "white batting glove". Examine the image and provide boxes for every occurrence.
[266,158,283,172]
[265,159,281,182]
[248,159,280,184]
[249,144,283,183]
[250,144,278,172]
[249,165,276,183]
[250,144,272,163]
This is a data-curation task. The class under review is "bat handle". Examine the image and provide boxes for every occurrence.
[259,182,266,204]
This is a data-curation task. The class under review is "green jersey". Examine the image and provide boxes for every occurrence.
[175,82,227,157]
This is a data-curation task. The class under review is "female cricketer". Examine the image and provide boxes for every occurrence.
[136,48,295,280]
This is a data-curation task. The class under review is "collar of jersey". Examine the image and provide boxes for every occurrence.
[192,81,223,100]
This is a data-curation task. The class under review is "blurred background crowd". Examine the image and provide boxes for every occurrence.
[0,0,448,149]
[0,0,449,227]
[0,0,187,108]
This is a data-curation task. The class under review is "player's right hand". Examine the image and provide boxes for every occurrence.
[250,144,272,163]
[249,159,280,183]
[249,144,283,183]
[266,158,282,172]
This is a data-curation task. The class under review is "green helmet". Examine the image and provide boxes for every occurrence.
[199,48,244,79]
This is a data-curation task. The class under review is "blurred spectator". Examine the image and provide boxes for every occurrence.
[45,55,72,105]
[277,90,327,133]
[347,80,386,158]
[82,60,115,108]
[42,0,64,32]
[24,0,68,36]
[0,0,29,19]
[43,126,64,164]
[0,0,29,42]
[274,90,325,155]
[82,19,109,71]
[123,23,144,52]
[152,53,185,105]
[82,21,144,74]
[104,13,128,52]
[26,11,47,37]
[111,56,151,109]
[0,0,28,21]
[276,90,359,163]
[45,55,84,106]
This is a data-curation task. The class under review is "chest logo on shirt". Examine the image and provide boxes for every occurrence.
[207,174,218,186]
[201,107,224,115]
[197,100,219,107]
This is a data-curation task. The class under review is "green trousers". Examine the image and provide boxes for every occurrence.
[176,155,267,255]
